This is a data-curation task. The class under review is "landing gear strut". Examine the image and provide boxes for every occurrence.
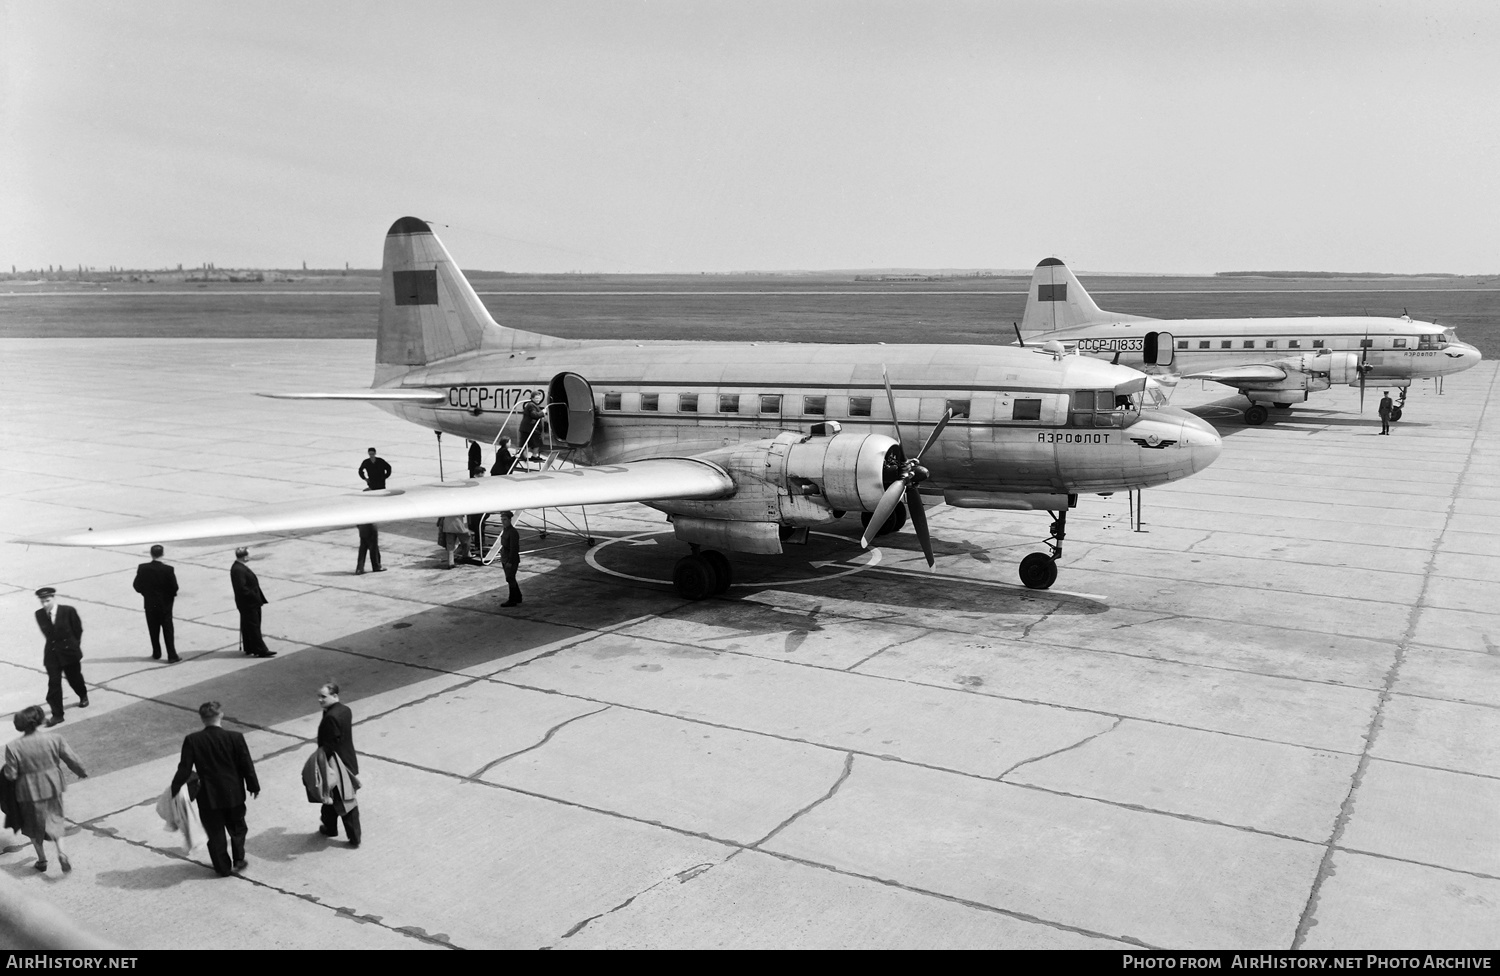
[1391,388,1407,422]
[672,546,733,600]
[1019,510,1067,590]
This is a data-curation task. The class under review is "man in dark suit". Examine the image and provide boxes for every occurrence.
[132,544,180,662]
[355,523,383,575]
[358,447,391,490]
[315,683,361,847]
[499,511,522,607]
[170,701,260,876]
[33,587,88,726]
[230,548,276,658]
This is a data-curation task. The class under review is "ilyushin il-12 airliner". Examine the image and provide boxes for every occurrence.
[1016,258,1482,426]
[25,218,1222,594]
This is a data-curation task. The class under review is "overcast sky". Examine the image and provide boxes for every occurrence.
[3,0,1497,274]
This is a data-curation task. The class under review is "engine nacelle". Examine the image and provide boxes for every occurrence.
[1300,351,1361,385]
[650,430,901,534]
[785,430,900,513]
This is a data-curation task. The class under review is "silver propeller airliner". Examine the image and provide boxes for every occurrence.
[25,218,1222,594]
[1017,258,1482,425]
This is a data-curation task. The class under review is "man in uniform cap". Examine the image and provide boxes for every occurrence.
[33,588,89,726]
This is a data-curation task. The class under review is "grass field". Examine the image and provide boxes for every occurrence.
[3,272,1496,356]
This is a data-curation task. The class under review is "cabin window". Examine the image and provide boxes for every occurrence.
[1265,340,1277,349]
[679,393,698,413]
[803,395,826,415]
[603,392,622,411]
[1013,399,1042,421]
[1177,340,1188,350]
[1070,390,1121,428]
[1418,334,1436,349]
[1198,340,1211,349]
[760,394,781,413]
[1312,340,1324,349]
[640,393,659,411]
[1360,338,1374,348]
[1221,340,1232,349]
[1288,340,1301,349]
[1393,338,1407,348]
[849,396,872,417]
[719,394,740,413]
[1243,340,1256,349]
[946,399,970,419]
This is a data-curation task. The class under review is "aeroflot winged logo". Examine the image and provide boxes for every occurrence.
[1130,434,1176,450]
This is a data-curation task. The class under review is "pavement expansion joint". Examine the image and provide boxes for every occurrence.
[1290,365,1495,951]
[843,629,931,673]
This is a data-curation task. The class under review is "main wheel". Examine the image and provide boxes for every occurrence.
[860,501,908,537]
[672,555,719,600]
[1390,406,1403,422]
[1019,552,1058,590]
[1244,404,1269,425]
[702,550,733,594]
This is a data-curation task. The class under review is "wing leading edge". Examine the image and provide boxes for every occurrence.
[20,459,735,547]
[1184,365,1290,385]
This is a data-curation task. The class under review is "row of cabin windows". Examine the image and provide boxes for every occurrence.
[595,392,1118,426]
[1177,337,1426,351]
[599,392,977,418]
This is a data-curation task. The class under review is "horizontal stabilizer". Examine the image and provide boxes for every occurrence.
[257,390,448,403]
[19,459,735,547]
[1185,365,1289,385]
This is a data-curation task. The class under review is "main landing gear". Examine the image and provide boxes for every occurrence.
[1019,510,1067,590]
[1244,404,1270,425]
[673,546,733,600]
[1390,388,1407,422]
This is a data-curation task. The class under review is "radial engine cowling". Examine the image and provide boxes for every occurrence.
[652,430,901,531]
[785,430,901,513]
[1303,351,1361,385]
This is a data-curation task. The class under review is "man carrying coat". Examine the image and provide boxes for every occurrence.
[314,682,361,847]
[33,587,88,726]
[132,544,180,662]
[170,701,260,876]
[230,548,276,658]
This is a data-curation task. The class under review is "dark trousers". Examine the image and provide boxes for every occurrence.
[319,789,362,844]
[144,600,177,658]
[1381,415,1391,433]
[46,663,88,719]
[503,564,522,604]
[357,537,381,571]
[199,802,248,876]
[238,604,269,655]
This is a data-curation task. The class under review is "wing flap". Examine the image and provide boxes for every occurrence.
[20,459,734,547]
[1184,365,1289,385]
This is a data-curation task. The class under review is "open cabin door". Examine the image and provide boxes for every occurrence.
[1144,331,1175,367]
[547,372,596,447]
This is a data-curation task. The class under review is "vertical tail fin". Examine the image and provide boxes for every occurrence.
[375,217,557,384]
[1018,257,1132,337]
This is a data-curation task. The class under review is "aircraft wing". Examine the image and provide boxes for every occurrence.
[1184,365,1289,385]
[258,390,448,403]
[19,459,735,547]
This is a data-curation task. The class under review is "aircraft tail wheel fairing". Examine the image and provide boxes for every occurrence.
[702,550,733,594]
[672,554,719,600]
[1244,404,1269,425]
[1019,553,1058,590]
[1390,407,1403,422]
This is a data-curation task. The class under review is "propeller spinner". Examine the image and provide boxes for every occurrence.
[861,367,953,567]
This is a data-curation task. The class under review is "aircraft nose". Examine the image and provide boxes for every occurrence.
[1178,412,1223,474]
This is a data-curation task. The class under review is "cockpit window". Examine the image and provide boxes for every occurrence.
[1071,390,1126,428]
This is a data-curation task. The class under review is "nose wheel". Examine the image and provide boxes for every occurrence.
[1019,510,1067,590]
[1244,404,1269,425]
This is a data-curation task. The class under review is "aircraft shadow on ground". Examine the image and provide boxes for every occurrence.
[1187,397,1426,434]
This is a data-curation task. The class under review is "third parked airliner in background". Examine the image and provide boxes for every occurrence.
[1016,259,1482,425]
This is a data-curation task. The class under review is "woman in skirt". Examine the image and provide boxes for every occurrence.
[3,704,88,872]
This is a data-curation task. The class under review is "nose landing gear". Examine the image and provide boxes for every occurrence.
[1019,510,1067,590]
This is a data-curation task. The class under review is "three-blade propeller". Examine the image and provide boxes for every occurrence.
[1357,336,1373,412]
[861,368,952,567]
